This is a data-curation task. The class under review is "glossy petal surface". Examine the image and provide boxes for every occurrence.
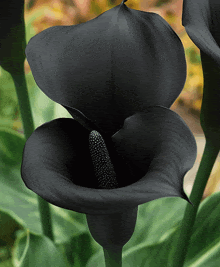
[182,0,220,61]
[21,107,197,215]
[21,118,96,189]
[112,106,197,205]
[182,0,220,142]
[25,1,186,135]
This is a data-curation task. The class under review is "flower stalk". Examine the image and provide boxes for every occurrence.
[86,207,138,267]
[11,68,54,242]
[11,70,34,139]
[87,130,137,267]
[0,0,54,242]
[103,247,123,267]
[171,138,220,266]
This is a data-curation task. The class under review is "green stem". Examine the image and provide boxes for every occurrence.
[11,67,54,242]
[11,70,34,140]
[38,195,54,241]
[103,247,123,267]
[172,138,220,267]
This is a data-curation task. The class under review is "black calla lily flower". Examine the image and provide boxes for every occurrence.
[0,0,26,74]
[21,0,197,253]
[21,106,196,215]
[25,0,187,136]
[182,0,220,144]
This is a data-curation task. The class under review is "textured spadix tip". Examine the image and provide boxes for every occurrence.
[89,130,119,189]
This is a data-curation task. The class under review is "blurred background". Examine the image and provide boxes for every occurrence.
[0,0,220,265]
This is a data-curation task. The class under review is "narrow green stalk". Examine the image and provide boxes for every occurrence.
[38,195,54,241]
[11,67,54,242]
[103,247,123,267]
[11,70,34,140]
[172,138,220,267]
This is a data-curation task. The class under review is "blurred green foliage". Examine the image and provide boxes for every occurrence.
[0,70,18,120]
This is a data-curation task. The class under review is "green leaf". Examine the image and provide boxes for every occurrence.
[0,118,15,129]
[85,249,105,267]
[26,73,55,127]
[184,191,220,267]
[58,232,101,267]
[0,260,14,267]
[86,197,187,267]
[123,197,187,251]
[87,193,220,266]
[122,190,220,267]
[12,230,67,267]
[0,128,87,244]
[25,72,72,128]
[123,240,173,267]
[86,234,176,267]
[0,65,70,130]
[0,69,18,120]
[0,127,25,165]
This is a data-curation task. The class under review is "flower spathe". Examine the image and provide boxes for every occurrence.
[21,106,197,216]
[25,0,187,136]
[21,0,196,217]
[182,0,220,144]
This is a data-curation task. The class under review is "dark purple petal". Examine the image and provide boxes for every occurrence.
[182,0,220,62]
[182,0,220,143]
[25,1,186,135]
[112,106,197,205]
[0,0,26,74]
[21,118,98,191]
[21,107,196,215]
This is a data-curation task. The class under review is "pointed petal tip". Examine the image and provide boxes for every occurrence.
[182,192,194,208]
